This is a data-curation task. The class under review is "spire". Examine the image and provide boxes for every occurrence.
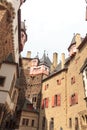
[40,51,51,67]
[34,52,39,59]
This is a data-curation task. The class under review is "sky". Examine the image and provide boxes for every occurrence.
[21,0,87,62]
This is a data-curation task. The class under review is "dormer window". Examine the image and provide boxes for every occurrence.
[0,76,5,87]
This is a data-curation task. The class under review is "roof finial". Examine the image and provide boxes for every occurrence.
[44,50,46,54]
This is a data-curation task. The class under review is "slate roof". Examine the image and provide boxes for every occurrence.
[39,52,52,67]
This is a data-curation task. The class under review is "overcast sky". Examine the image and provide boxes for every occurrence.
[21,0,87,61]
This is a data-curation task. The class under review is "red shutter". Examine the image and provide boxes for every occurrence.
[41,99,44,109]
[57,95,61,106]
[75,93,78,104]
[52,96,54,107]
[46,98,49,108]
[44,85,46,90]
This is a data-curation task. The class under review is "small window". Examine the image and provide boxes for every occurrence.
[49,118,54,130]
[31,120,34,127]
[52,94,61,107]
[75,117,79,130]
[69,118,72,128]
[44,84,49,90]
[57,79,61,85]
[70,93,78,106]
[22,118,25,125]
[0,76,5,86]
[42,116,46,128]
[22,118,29,126]
[71,76,75,84]
[32,94,37,102]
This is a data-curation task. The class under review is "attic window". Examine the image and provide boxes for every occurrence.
[0,76,5,86]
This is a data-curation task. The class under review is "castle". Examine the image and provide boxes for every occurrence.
[0,1,87,130]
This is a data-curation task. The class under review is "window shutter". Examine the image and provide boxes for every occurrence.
[41,99,44,109]
[57,95,61,106]
[46,98,49,108]
[75,93,78,104]
[52,96,54,107]
[44,85,46,90]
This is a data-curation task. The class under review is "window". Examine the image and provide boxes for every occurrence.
[71,76,75,84]
[31,119,34,127]
[0,76,5,86]
[57,79,61,85]
[22,118,29,126]
[44,84,49,90]
[42,116,46,129]
[41,98,49,109]
[32,94,37,102]
[52,94,61,107]
[60,127,63,130]
[69,118,72,128]
[75,117,79,130]
[70,93,78,106]
[49,118,54,130]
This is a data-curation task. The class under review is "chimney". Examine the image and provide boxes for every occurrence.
[26,51,31,58]
[75,33,81,48]
[61,53,65,69]
[53,52,58,68]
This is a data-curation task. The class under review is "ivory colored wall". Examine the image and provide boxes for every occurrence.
[19,111,39,130]
[0,63,17,110]
[39,71,67,130]
[39,39,87,130]
[66,42,87,130]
